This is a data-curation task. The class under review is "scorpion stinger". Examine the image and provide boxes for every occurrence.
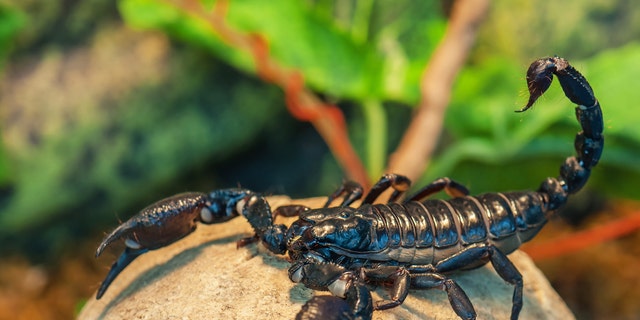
[94,57,603,320]
[287,57,602,320]
[521,57,602,202]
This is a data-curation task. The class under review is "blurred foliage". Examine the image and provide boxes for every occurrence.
[0,0,639,250]
[0,43,285,234]
[421,0,640,199]
[119,0,446,102]
[0,3,24,185]
[424,43,640,200]
[118,0,447,176]
[118,0,640,199]
[475,0,640,62]
[0,1,290,248]
[0,2,638,319]
[0,0,447,238]
[0,3,23,63]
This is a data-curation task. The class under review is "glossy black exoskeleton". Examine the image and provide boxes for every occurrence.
[95,57,602,320]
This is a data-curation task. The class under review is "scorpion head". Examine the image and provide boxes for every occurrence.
[286,207,377,261]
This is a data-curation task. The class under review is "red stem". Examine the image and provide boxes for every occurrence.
[522,212,640,261]
[180,0,370,189]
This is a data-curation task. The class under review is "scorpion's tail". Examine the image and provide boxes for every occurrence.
[519,57,603,211]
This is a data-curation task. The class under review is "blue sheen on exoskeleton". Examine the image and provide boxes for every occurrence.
[95,57,603,320]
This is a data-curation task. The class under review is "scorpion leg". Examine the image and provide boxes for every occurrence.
[432,243,523,320]
[236,194,289,254]
[275,179,364,223]
[296,285,372,320]
[362,173,412,204]
[273,179,362,220]
[323,180,364,207]
[273,204,311,218]
[290,260,374,320]
[361,265,475,319]
[405,177,470,202]
[360,266,410,310]
[410,272,476,320]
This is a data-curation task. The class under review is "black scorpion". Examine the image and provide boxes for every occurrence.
[94,57,603,319]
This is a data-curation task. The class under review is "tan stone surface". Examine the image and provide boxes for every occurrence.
[80,196,574,320]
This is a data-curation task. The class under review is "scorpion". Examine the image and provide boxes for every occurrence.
[94,57,603,320]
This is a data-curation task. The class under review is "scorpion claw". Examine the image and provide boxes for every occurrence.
[96,247,147,299]
[95,188,275,299]
[95,192,211,299]
[95,219,138,258]
[97,192,209,253]
[296,296,354,320]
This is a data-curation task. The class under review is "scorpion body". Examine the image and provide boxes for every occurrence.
[94,57,603,320]
[314,191,548,266]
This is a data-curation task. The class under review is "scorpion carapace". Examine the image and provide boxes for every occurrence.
[94,57,603,320]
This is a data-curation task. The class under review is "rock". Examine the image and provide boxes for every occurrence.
[79,196,574,320]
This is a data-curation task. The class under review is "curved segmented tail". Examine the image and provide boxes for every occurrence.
[519,57,603,211]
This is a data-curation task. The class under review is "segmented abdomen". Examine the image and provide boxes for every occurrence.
[368,191,549,264]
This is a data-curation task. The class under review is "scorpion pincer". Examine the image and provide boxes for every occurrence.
[94,57,603,320]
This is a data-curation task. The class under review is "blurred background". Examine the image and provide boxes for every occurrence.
[0,0,639,319]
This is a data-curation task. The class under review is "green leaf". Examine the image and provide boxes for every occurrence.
[0,139,11,186]
[423,44,640,199]
[0,3,26,66]
[584,42,640,141]
[118,0,446,102]
[117,0,447,180]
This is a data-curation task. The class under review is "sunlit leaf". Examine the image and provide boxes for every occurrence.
[118,0,446,102]
[424,44,640,199]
